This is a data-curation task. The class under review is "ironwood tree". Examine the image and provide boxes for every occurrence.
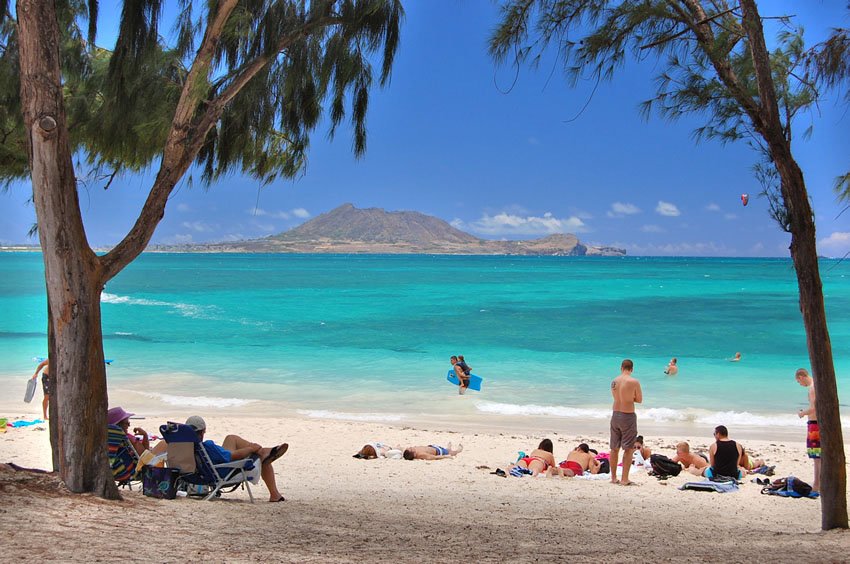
[4,0,402,499]
[490,0,846,529]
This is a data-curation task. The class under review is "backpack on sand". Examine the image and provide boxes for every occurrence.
[649,454,682,477]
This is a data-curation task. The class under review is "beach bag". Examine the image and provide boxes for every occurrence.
[762,476,813,497]
[597,459,611,474]
[649,454,681,477]
[142,466,180,499]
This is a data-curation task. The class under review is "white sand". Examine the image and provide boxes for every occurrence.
[2,401,849,563]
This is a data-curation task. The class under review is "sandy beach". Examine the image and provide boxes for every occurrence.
[2,400,849,563]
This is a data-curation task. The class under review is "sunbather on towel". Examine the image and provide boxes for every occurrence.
[402,443,463,460]
[507,438,556,477]
[353,442,402,459]
[739,446,765,474]
[554,443,601,477]
[185,415,289,502]
[672,442,709,475]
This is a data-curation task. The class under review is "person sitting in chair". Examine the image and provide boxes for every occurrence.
[185,415,289,502]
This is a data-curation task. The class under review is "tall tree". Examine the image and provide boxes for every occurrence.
[491,0,846,529]
[10,0,402,498]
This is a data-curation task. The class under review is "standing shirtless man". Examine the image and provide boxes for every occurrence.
[610,359,642,485]
[795,368,820,492]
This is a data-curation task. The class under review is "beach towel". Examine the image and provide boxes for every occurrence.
[7,419,45,428]
[679,480,739,493]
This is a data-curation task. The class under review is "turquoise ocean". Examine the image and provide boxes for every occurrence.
[2,252,849,430]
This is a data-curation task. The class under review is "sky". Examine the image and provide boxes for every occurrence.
[2,0,849,257]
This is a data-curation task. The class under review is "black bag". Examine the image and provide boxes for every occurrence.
[649,454,682,477]
[142,466,180,499]
[788,476,813,496]
[597,459,611,474]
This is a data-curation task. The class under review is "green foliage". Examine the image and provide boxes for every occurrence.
[490,1,817,152]
[2,0,404,188]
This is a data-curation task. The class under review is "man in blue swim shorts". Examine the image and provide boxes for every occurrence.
[402,443,463,460]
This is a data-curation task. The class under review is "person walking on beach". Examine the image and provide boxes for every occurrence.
[795,368,820,492]
[609,359,642,485]
[185,415,289,502]
[450,356,470,395]
[30,359,49,420]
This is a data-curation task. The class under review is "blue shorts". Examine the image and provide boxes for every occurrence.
[705,466,742,480]
[430,445,449,456]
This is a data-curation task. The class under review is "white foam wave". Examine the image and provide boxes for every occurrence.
[101,292,208,318]
[296,409,404,422]
[475,401,811,427]
[138,392,254,408]
[114,331,134,336]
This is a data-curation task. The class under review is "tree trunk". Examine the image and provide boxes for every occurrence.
[774,147,848,530]
[738,0,847,530]
[17,0,118,498]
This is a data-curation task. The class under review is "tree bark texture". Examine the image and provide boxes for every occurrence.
[739,0,847,529]
[16,0,118,499]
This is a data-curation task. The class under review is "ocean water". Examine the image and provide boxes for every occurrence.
[2,252,849,429]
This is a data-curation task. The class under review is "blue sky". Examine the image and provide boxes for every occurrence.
[2,1,848,256]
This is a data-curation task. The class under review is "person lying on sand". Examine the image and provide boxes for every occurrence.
[185,415,289,502]
[353,442,402,459]
[673,442,709,475]
[739,446,766,474]
[402,443,463,460]
[552,443,601,477]
[634,435,651,461]
[506,439,556,477]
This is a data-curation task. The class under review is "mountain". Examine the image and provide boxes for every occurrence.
[169,204,625,256]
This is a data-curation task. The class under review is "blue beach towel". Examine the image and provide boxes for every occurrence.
[510,467,533,477]
[679,480,739,493]
[7,419,45,428]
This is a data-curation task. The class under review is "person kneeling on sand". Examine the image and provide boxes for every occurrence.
[673,442,709,475]
[506,439,556,477]
[553,443,601,477]
[185,415,289,502]
[402,443,463,460]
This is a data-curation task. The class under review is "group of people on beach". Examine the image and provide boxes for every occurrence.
[107,406,289,502]
[100,357,821,501]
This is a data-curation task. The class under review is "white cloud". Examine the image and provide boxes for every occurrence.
[249,207,290,219]
[176,203,191,213]
[467,211,587,236]
[724,213,738,220]
[819,232,850,257]
[181,221,217,233]
[655,201,681,217]
[706,203,721,212]
[607,202,641,218]
[640,224,664,233]
[292,208,310,219]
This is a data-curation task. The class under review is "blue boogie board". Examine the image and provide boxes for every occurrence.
[446,370,483,392]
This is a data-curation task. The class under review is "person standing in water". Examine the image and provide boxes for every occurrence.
[450,356,469,394]
[609,359,642,486]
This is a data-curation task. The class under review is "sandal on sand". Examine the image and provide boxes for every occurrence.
[491,468,507,477]
[263,443,289,464]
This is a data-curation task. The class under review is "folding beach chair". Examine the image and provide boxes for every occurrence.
[159,422,260,502]
[107,424,141,488]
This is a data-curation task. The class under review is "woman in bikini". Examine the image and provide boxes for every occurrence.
[508,438,556,476]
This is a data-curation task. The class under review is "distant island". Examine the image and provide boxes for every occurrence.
[150,203,626,256]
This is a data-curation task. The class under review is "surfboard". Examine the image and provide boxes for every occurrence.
[24,378,37,403]
[446,370,483,392]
